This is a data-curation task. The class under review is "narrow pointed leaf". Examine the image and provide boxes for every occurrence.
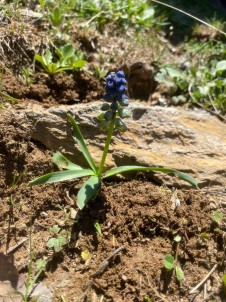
[52,151,83,170]
[103,166,198,188]
[67,113,97,173]
[29,169,94,186]
[77,176,101,210]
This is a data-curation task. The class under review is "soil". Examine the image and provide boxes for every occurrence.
[0,10,226,302]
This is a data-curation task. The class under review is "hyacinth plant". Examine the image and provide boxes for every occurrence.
[29,71,198,210]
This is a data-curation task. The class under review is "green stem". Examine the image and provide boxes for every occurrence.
[97,115,116,176]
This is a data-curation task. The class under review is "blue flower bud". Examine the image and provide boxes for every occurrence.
[106,72,116,80]
[116,84,126,93]
[106,80,115,89]
[110,102,118,111]
[116,70,125,78]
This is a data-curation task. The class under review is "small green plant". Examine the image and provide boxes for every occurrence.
[75,0,158,31]
[47,224,70,252]
[49,5,64,27]
[29,70,198,210]
[155,58,226,115]
[21,67,35,86]
[34,44,87,75]
[21,224,48,302]
[163,235,185,282]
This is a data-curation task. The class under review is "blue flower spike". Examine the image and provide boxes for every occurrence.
[100,70,131,132]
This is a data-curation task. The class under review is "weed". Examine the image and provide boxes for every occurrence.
[29,70,198,209]
[34,44,87,75]
[20,224,48,302]
[163,235,185,282]
[47,224,70,252]
[21,67,35,86]
[155,55,226,115]
[74,0,158,32]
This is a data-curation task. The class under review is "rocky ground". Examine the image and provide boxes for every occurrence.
[0,7,226,302]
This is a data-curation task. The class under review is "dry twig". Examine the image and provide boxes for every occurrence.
[91,246,125,278]
[189,263,218,294]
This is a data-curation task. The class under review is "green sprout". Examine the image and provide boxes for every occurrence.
[29,70,198,210]
[163,235,185,282]
[47,224,70,252]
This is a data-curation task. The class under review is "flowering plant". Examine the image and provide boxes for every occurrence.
[29,71,198,209]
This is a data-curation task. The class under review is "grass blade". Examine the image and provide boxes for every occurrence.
[103,165,198,188]
[52,151,83,170]
[77,176,101,209]
[29,169,94,186]
[67,113,97,173]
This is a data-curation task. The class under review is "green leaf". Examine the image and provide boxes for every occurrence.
[165,66,183,78]
[67,113,97,173]
[212,210,223,225]
[94,221,102,234]
[36,259,47,270]
[222,273,226,296]
[50,6,64,27]
[28,169,94,186]
[47,238,56,248]
[164,254,174,270]
[77,176,101,209]
[175,266,185,281]
[0,92,20,103]
[73,60,87,69]
[142,7,155,20]
[50,225,60,234]
[43,49,53,65]
[216,60,226,71]
[52,151,83,170]
[198,85,209,96]
[103,166,198,188]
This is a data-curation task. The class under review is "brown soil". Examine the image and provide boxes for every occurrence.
[0,109,225,302]
[0,11,225,302]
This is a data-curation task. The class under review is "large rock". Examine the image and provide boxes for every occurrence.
[13,102,226,188]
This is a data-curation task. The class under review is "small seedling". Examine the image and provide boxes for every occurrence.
[29,71,198,209]
[163,235,185,281]
[49,6,64,27]
[94,221,102,235]
[34,45,87,75]
[155,55,226,115]
[212,210,223,225]
[47,224,70,252]
[21,67,35,86]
